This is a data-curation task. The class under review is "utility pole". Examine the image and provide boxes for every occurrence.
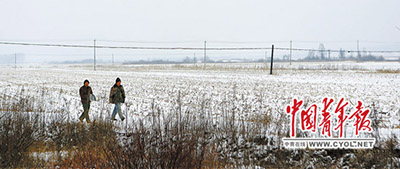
[264,51,267,70]
[289,40,292,65]
[270,45,274,75]
[112,54,114,66]
[193,53,196,65]
[14,53,17,69]
[357,40,360,59]
[328,50,331,60]
[203,41,207,69]
[94,40,96,71]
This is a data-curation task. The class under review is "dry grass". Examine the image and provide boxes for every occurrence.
[1,89,400,168]
[376,69,400,73]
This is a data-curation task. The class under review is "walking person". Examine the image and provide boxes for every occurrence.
[79,79,93,123]
[109,77,125,121]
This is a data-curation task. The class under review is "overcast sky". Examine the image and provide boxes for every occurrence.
[1,0,400,63]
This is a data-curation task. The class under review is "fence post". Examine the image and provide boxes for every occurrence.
[14,53,17,69]
[270,45,274,75]
[94,40,96,71]
[290,40,292,65]
[264,51,268,70]
[203,41,207,70]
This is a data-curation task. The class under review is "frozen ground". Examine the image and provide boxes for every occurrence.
[1,61,400,139]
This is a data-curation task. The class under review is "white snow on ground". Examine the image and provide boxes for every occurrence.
[1,61,400,138]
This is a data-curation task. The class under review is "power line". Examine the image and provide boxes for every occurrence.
[0,41,271,50]
[284,40,400,44]
[0,41,399,53]
[199,40,400,44]
[274,47,400,53]
[1,39,399,44]
[208,40,289,44]
[98,39,202,44]
[0,51,277,57]
[0,39,93,42]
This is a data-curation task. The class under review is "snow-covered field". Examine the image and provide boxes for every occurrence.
[1,61,400,138]
[2,61,400,167]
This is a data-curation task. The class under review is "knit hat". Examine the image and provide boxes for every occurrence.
[84,79,89,84]
[116,77,121,83]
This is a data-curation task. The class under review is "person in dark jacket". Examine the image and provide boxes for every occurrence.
[79,79,93,123]
[109,77,125,121]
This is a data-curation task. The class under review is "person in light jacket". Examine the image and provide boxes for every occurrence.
[109,77,125,121]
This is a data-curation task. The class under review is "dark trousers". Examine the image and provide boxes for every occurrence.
[79,102,91,122]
